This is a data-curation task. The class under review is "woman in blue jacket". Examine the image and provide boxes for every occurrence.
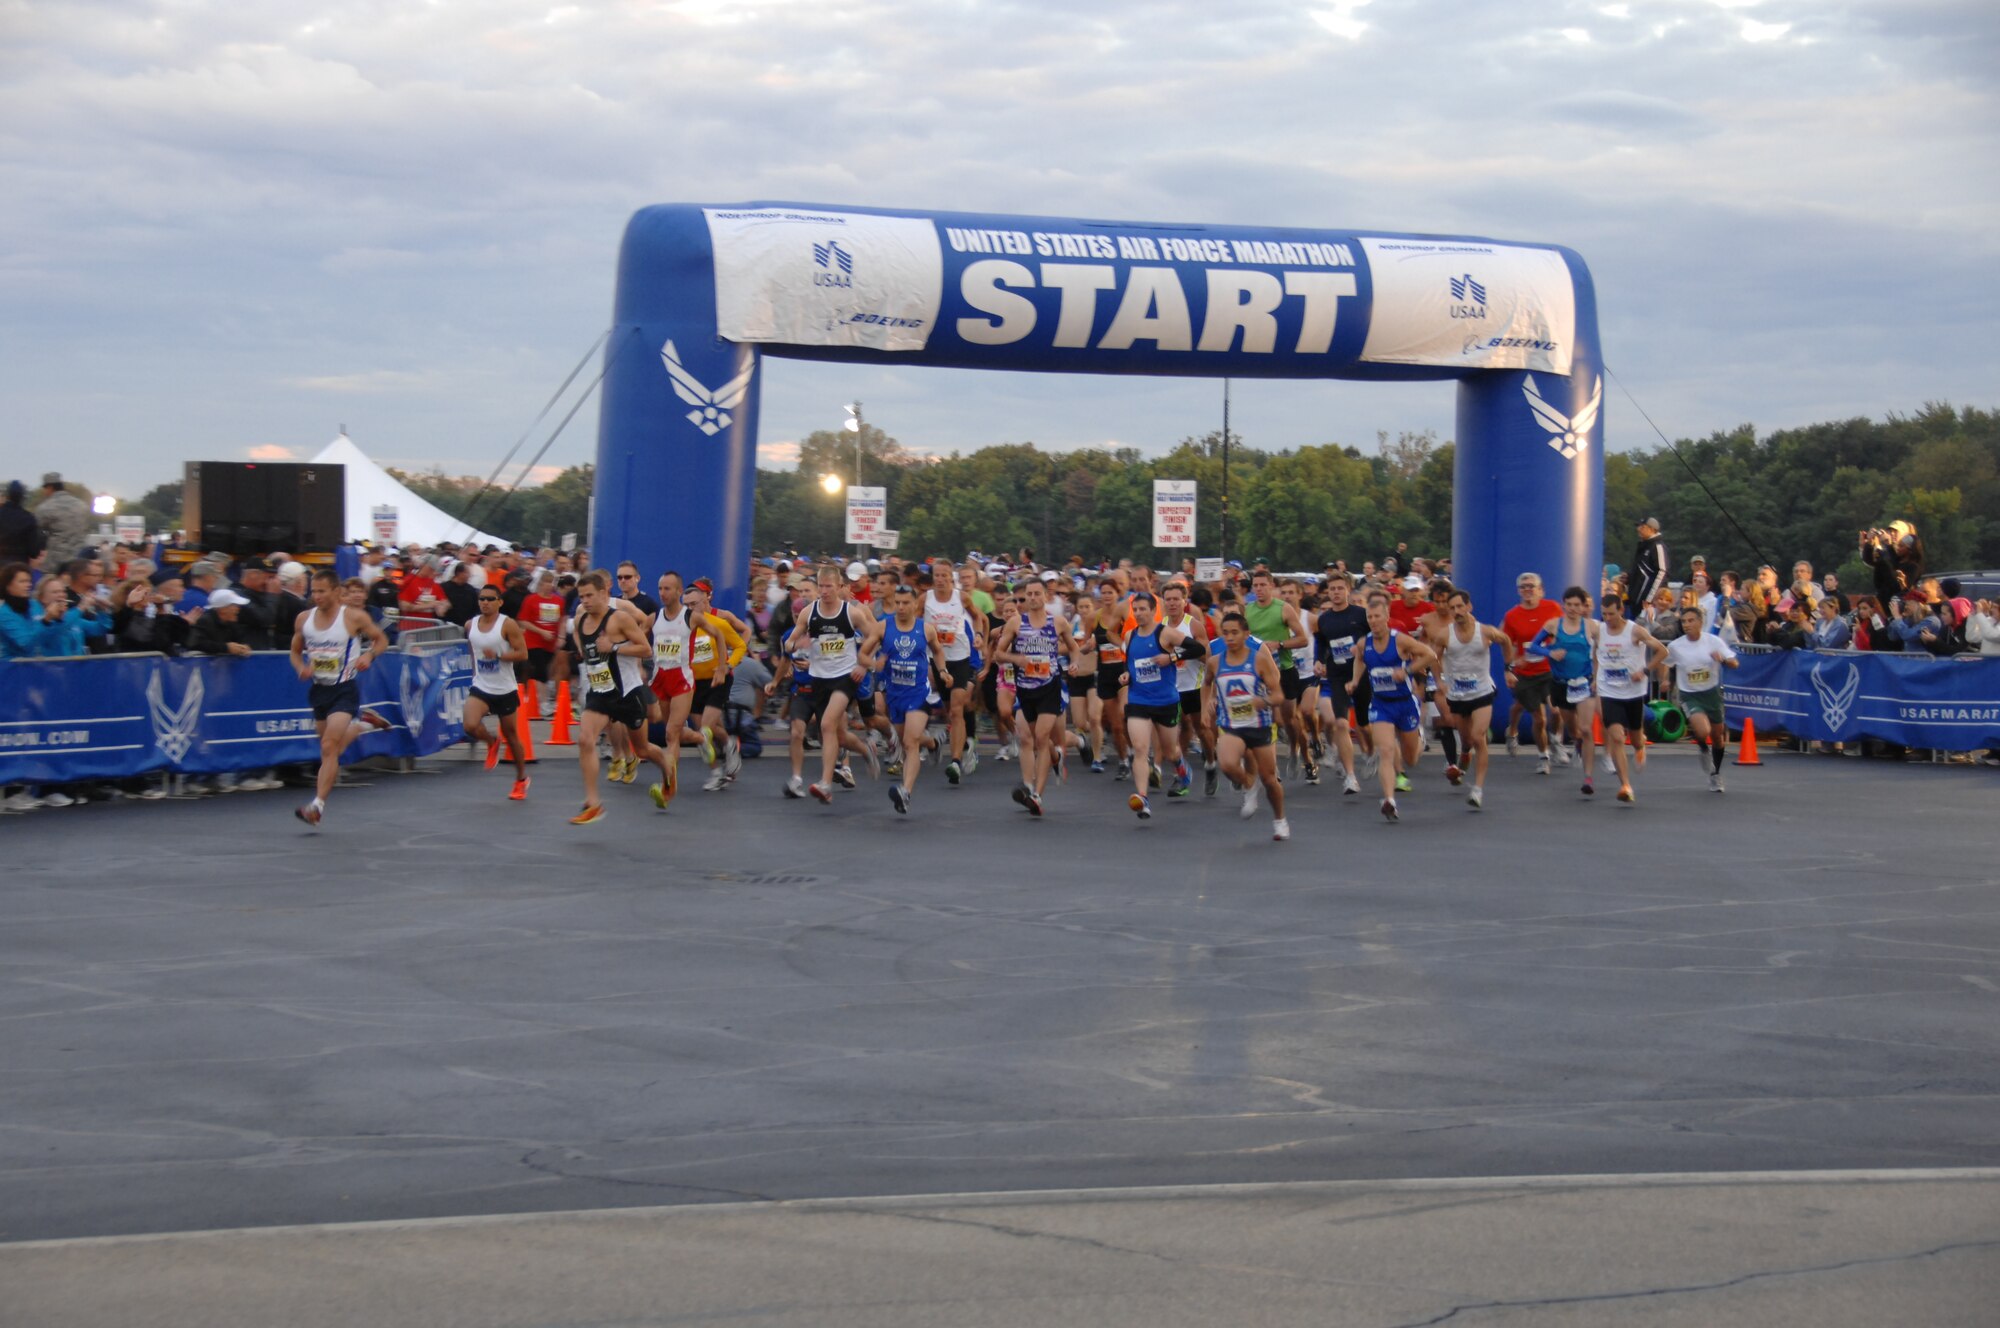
[0,568,107,658]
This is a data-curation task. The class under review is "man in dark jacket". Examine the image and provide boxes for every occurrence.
[0,481,43,562]
[190,589,257,657]
[441,561,481,627]
[1630,517,1668,617]
[1862,526,1924,603]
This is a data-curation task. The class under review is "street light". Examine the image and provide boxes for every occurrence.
[819,472,843,495]
[91,494,117,516]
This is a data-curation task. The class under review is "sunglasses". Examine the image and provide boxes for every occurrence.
[478,595,501,603]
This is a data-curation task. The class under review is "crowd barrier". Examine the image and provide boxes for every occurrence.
[1724,646,2000,750]
[0,647,474,786]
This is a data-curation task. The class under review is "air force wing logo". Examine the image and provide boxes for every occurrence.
[1523,375,1601,460]
[1811,661,1861,730]
[663,340,756,437]
[146,668,203,762]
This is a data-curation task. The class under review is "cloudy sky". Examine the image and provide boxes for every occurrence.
[4,0,1995,499]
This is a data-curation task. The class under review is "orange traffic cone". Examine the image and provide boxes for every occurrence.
[1734,716,1762,766]
[1591,711,1605,745]
[521,680,543,720]
[510,709,536,764]
[546,680,576,746]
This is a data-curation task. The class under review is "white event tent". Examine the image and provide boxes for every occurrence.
[310,431,511,549]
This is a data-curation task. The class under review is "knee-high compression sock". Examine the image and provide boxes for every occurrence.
[1441,726,1460,766]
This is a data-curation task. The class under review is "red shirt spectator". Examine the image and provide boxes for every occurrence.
[398,569,446,626]
[1502,587,1563,676]
[1387,580,1434,637]
[519,590,567,652]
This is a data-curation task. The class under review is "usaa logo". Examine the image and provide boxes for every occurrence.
[813,240,854,289]
[1447,272,1487,320]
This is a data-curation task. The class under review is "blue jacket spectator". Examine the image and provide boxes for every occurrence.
[1810,601,1852,650]
[1,568,107,658]
[1887,601,1943,653]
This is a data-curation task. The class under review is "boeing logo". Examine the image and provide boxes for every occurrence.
[663,340,757,436]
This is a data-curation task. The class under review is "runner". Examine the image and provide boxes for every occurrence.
[1595,592,1668,804]
[1203,610,1289,840]
[1501,572,1565,774]
[1067,592,1102,770]
[1310,572,1371,796]
[1161,580,1218,796]
[788,565,883,804]
[1093,579,1134,778]
[985,589,1020,763]
[1523,586,1603,797]
[685,578,747,792]
[1665,604,1740,791]
[880,584,949,813]
[1243,571,1314,783]
[1349,589,1441,822]
[923,557,984,784]
[1120,591,1191,821]
[765,637,818,799]
[993,576,1079,816]
[647,571,739,809]
[1279,577,1324,779]
[1427,589,1515,810]
[567,570,669,825]
[463,583,532,801]
[290,569,392,826]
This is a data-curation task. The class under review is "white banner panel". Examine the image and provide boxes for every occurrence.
[872,529,899,552]
[845,487,887,545]
[705,208,943,353]
[1153,480,1197,548]
[1195,557,1224,582]
[1358,238,1575,376]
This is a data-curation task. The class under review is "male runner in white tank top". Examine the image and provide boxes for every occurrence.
[1595,592,1667,805]
[464,584,532,799]
[1424,589,1515,810]
[289,569,391,827]
[923,557,984,778]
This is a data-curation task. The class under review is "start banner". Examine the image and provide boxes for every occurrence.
[0,648,473,786]
[1724,649,2000,750]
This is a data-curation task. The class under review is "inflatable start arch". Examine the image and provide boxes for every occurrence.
[591,202,1604,628]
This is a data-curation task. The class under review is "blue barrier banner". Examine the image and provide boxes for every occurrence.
[0,649,472,785]
[1723,650,2000,749]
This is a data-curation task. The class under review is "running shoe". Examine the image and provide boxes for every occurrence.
[360,710,391,731]
[833,763,857,790]
[1581,778,1595,797]
[1204,762,1219,797]
[962,749,979,777]
[1240,782,1260,820]
[1310,735,1324,760]
[1012,784,1032,812]
[1395,772,1412,794]
[45,790,78,806]
[1149,764,1162,790]
[619,759,639,785]
[1380,798,1399,822]
[1303,759,1320,786]
[1357,750,1379,780]
[1713,771,1725,793]
[703,769,728,792]
[648,780,671,809]
[294,802,322,826]
[699,728,717,763]
[1090,759,1106,774]
[1272,817,1291,842]
[1342,774,1360,796]
[885,757,904,777]
[809,782,833,804]
[945,759,962,786]
[1117,758,1132,781]
[785,775,806,799]
[862,740,881,783]
[1617,785,1635,804]
[569,803,605,826]
[1506,732,1519,758]
[1555,743,1573,767]
[1444,764,1463,786]
[1467,785,1483,810]
[484,735,502,771]
[890,784,910,814]
[1129,793,1151,820]
[1171,761,1191,797]
[995,742,1013,763]
[1537,754,1551,777]
[511,777,531,802]
[725,736,744,779]
[1053,746,1067,784]
[1026,790,1043,817]
[1599,753,1617,776]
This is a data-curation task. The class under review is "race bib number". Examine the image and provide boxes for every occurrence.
[1133,658,1160,685]
[655,637,683,667]
[311,651,340,682]
[586,661,614,692]
[935,627,956,646]
[1449,673,1481,697]
[890,659,919,688]
[693,636,715,664]
[1688,665,1714,689]
[1226,694,1257,726]
[1566,676,1592,702]
[1328,636,1355,663]
[818,635,846,657]
[1604,666,1630,684]
[475,652,505,676]
[537,603,560,625]
[1371,666,1397,688]
[1021,659,1052,681]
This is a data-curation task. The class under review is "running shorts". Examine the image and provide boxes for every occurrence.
[1549,676,1594,712]
[1067,673,1094,700]
[470,686,520,718]
[787,688,817,724]
[1510,670,1554,709]
[1016,684,1063,721]
[1095,663,1125,701]
[809,673,859,724]
[1178,687,1203,720]
[309,681,362,722]
[651,668,693,701]
[1446,692,1495,720]
[1125,701,1181,728]
[940,658,974,692]
[1279,665,1308,703]
[1679,687,1725,724]
[1222,723,1274,750]
[521,649,554,683]
[688,677,716,715]
[1368,695,1422,732]
[585,686,648,731]
[1600,695,1648,732]
[887,693,932,726]
[1318,661,1353,698]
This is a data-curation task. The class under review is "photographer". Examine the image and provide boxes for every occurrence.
[110,577,192,655]
[1860,525,1924,603]
[1968,597,2000,658]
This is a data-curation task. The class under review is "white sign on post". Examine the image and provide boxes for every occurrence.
[371,505,399,545]
[1152,480,1197,547]
[873,529,899,552]
[560,532,577,553]
[1195,557,1224,582]
[845,486,887,546]
[115,515,145,545]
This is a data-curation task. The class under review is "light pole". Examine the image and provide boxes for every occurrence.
[843,403,864,560]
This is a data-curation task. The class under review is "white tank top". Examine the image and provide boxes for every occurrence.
[300,605,358,687]
[1167,612,1206,692]
[1596,620,1649,699]
[924,587,970,661]
[652,605,694,685]
[465,614,516,697]
[1440,616,1495,703]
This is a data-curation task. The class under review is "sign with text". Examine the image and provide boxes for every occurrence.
[1152,480,1197,547]
[872,528,899,552]
[115,515,145,545]
[371,505,399,546]
[1195,557,1225,581]
[560,532,577,553]
[845,486,887,545]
